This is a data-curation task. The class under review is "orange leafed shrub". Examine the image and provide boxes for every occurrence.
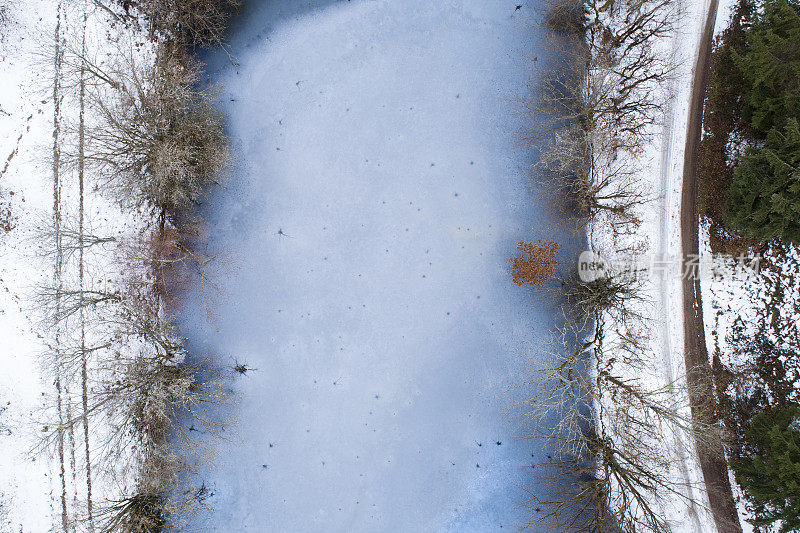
[510,240,560,288]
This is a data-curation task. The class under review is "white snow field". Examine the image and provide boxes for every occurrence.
[179,1,580,530]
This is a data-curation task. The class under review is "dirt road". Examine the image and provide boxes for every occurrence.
[680,1,742,532]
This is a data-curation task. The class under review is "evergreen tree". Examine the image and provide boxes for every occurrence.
[731,405,800,532]
[727,119,800,243]
[734,0,800,136]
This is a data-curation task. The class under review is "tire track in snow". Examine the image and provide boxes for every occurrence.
[67,392,78,518]
[51,3,69,530]
[657,3,703,528]
[77,6,94,528]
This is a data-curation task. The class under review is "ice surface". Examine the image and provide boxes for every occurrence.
[179,1,581,530]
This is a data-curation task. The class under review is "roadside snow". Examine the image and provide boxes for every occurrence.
[177,1,583,531]
[589,0,740,531]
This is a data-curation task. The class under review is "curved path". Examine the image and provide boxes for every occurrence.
[680,1,742,531]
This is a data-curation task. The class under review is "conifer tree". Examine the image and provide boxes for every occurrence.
[731,405,800,532]
[734,0,800,136]
[727,119,800,243]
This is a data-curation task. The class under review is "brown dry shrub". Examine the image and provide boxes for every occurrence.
[510,240,560,288]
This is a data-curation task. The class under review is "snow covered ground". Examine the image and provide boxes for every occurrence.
[587,0,740,530]
[0,3,152,530]
[177,1,583,531]
[0,4,62,529]
[0,0,753,530]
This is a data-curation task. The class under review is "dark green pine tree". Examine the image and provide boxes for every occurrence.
[727,119,800,243]
[733,0,800,136]
[731,405,800,532]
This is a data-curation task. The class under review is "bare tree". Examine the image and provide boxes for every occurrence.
[539,124,649,228]
[33,216,117,263]
[62,40,229,215]
[94,445,212,532]
[519,317,715,532]
[36,342,229,468]
[563,271,646,327]
[35,285,121,325]
[121,0,241,48]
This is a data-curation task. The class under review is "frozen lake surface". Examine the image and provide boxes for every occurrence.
[179,0,579,530]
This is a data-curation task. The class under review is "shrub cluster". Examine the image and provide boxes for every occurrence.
[38,1,234,530]
[115,0,240,47]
